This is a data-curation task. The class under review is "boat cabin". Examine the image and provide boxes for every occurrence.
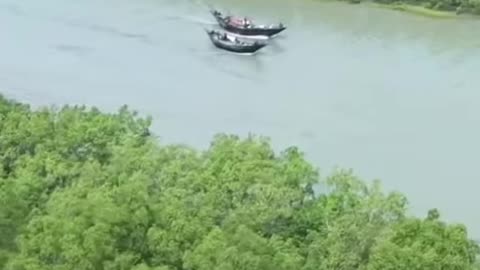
[227,17,252,27]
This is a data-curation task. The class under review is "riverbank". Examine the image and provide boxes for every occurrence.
[337,0,480,18]
[371,2,458,18]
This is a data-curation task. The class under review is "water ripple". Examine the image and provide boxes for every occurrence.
[53,44,94,56]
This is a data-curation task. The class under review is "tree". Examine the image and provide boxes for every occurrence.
[367,210,479,270]
[0,94,478,269]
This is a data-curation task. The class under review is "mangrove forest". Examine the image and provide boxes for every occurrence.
[0,94,479,270]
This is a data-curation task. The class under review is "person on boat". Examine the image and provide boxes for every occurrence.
[229,17,243,26]
[243,17,251,27]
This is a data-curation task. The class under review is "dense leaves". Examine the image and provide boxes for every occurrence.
[0,94,478,270]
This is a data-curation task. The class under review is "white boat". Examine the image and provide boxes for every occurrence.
[223,31,270,41]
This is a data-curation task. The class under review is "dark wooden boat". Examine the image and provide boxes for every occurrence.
[205,29,267,54]
[210,9,286,37]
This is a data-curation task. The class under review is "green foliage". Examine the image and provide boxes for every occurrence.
[341,0,480,16]
[367,209,479,270]
[0,94,478,270]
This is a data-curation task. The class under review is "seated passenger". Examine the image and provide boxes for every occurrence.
[244,17,251,27]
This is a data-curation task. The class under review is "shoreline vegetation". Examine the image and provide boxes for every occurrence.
[371,2,459,18]
[335,0,480,18]
[1,93,479,269]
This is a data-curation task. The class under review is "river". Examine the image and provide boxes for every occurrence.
[1,0,480,238]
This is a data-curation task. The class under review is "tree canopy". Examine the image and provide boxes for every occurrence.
[0,94,478,270]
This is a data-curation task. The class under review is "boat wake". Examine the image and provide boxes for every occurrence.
[227,51,263,56]
[183,15,216,25]
[166,14,216,25]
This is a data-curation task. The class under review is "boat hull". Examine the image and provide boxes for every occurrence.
[226,31,270,41]
[206,30,267,54]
